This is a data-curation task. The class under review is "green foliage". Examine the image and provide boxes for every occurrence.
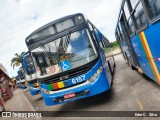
[110,41,118,48]
[10,52,25,69]
[11,76,15,79]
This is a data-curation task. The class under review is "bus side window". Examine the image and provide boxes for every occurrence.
[128,17,135,35]
[133,1,148,30]
[124,0,130,20]
[117,26,123,43]
[130,0,139,10]
[144,0,160,21]
[115,32,120,44]
[118,23,125,41]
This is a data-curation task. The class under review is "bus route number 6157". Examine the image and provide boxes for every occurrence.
[72,75,85,84]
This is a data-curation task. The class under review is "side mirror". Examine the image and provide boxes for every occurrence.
[93,29,103,42]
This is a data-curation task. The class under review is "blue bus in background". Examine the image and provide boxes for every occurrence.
[115,0,160,85]
[25,13,115,106]
[21,52,40,95]
[17,67,27,89]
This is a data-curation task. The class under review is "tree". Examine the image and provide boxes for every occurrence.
[110,41,118,47]
[10,52,25,69]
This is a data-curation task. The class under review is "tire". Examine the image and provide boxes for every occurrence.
[113,56,116,67]
[108,62,113,86]
[108,62,113,75]
[127,57,134,70]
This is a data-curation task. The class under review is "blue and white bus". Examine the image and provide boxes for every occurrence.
[17,67,27,89]
[115,0,160,85]
[25,13,115,106]
[21,52,40,95]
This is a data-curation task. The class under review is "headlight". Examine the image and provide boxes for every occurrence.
[40,87,50,94]
[88,67,102,83]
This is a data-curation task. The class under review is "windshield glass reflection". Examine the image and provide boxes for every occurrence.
[31,29,97,78]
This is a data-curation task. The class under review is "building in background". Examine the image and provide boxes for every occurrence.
[0,63,12,103]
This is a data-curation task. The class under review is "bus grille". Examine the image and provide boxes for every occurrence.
[27,79,37,84]
[43,67,88,84]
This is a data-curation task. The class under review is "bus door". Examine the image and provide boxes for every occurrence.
[119,14,139,68]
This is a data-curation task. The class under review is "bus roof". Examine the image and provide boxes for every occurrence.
[25,13,85,42]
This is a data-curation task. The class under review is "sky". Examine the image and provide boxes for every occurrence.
[0,0,121,77]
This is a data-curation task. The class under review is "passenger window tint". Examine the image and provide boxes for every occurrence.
[130,0,139,9]
[134,2,148,29]
[115,32,121,43]
[145,0,160,20]
[124,1,130,20]
[118,24,125,41]
[117,29,122,42]
[128,18,135,35]
[116,27,121,42]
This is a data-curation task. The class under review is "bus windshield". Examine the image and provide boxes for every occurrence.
[31,29,98,78]
[23,55,36,81]
[18,69,25,80]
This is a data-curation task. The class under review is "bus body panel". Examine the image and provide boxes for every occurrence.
[22,52,41,96]
[17,68,27,89]
[27,82,40,96]
[115,0,160,85]
[131,22,160,84]
[30,88,40,95]
[99,47,112,85]
[144,23,160,74]
[40,59,111,106]
[20,84,27,89]
[41,64,110,106]
[19,80,27,89]
[40,59,103,89]
[119,41,136,68]
[28,85,41,96]
[25,13,115,106]
[131,35,153,80]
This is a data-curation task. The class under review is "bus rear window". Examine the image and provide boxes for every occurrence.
[56,19,74,32]
[144,0,160,21]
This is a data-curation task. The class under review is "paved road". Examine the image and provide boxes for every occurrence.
[23,54,160,120]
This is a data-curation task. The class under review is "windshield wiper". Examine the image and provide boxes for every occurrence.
[38,43,52,58]
[66,31,71,44]
[62,31,72,52]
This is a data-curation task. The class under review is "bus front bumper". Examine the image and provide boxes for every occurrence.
[41,71,111,106]
[30,87,41,96]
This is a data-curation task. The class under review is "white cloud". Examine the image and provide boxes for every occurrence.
[0,0,121,77]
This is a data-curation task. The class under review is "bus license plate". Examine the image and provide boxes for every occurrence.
[64,93,75,99]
